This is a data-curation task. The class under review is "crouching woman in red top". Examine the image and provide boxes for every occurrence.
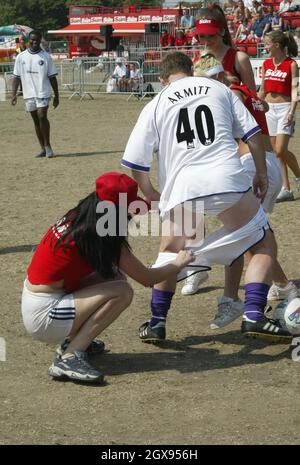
[22,172,193,384]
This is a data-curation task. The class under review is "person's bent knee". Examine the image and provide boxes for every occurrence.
[116,281,134,307]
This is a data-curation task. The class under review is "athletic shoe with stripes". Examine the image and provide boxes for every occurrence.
[241,316,292,343]
[139,321,166,341]
[48,351,104,383]
[56,338,105,357]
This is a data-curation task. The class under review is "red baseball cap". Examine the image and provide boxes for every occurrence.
[195,18,222,36]
[95,172,149,213]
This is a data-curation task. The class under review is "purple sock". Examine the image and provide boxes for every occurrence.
[150,288,174,328]
[244,282,270,321]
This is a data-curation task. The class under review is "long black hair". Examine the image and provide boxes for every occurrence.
[54,192,131,279]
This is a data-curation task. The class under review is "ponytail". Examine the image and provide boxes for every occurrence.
[284,31,298,58]
[266,30,298,57]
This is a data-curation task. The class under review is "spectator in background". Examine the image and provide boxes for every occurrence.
[247,29,259,41]
[248,0,263,16]
[265,10,285,34]
[279,0,291,13]
[294,26,300,53]
[126,63,142,92]
[234,0,246,22]
[223,2,235,14]
[112,59,126,91]
[160,29,175,47]
[243,0,255,14]
[235,18,251,41]
[15,36,27,95]
[180,9,196,29]
[264,5,275,23]
[174,29,187,47]
[227,19,236,37]
[15,36,27,55]
[250,11,270,38]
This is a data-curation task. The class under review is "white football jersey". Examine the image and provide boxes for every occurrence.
[122,76,261,216]
[13,49,57,99]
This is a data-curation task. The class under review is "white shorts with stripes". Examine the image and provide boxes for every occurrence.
[21,281,75,344]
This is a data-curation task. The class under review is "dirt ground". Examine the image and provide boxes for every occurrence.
[0,94,299,445]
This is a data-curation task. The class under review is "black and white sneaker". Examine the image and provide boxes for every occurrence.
[241,316,292,343]
[139,321,166,341]
[56,338,105,357]
[49,351,104,383]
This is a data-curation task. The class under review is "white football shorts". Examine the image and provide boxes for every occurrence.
[266,102,296,137]
[24,97,50,112]
[153,206,270,281]
[21,281,75,344]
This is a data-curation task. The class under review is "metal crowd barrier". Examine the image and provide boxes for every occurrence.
[60,58,144,100]
[60,59,82,99]
[2,52,300,102]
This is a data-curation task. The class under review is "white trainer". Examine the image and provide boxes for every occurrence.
[267,282,298,301]
[181,271,209,296]
[276,187,294,203]
[210,296,244,329]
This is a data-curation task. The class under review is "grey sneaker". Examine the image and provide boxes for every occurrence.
[45,146,54,158]
[210,296,244,329]
[56,338,105,357]
[48,351,104,383]
[296,177,300,193]
[267,282,298,302]
[181,271,209,295]
[276,187,294,203]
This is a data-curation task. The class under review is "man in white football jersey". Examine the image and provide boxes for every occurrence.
[121,52,292,343]
[11,30,59,158]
